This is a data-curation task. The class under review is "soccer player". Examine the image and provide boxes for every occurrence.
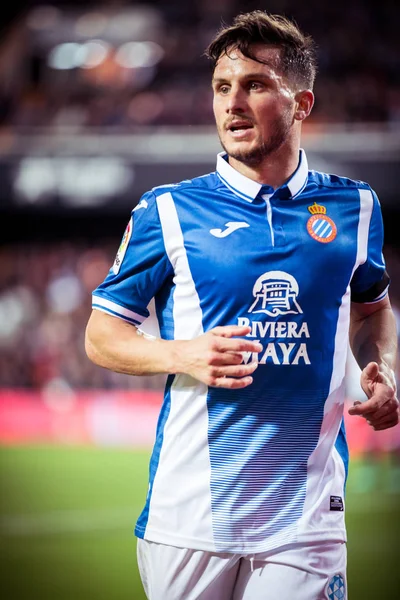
[85,11,399,600]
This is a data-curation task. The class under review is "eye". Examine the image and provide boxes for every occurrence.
[218,84,230,95]
[249,81,263,91]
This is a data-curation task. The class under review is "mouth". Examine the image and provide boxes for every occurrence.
[226,121,254,133]
[226,123,254,141]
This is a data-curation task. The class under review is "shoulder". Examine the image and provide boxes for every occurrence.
[150,171,219,199]
[307,169,372,193]
[131,172,218,221]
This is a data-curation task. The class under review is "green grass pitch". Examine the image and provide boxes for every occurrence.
[0,446,399,599]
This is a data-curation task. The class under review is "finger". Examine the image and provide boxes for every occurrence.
[361,398,399,421]
[210,361,258,379]
[370,412,400,431]
[214,337,263,354]
[350,398,397,417]
[209,352,246,366]
[211,325,252,338]
[348,404,374,416]
[210,375,254,389]
[348,393,395,416]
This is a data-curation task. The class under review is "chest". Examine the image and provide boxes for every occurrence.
[175,192,358,305]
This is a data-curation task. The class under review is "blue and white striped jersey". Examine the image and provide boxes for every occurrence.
[92,150,388,554]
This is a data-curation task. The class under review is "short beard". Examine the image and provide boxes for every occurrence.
[220,118,292,166]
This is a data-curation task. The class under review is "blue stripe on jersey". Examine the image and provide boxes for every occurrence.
[334,417,349,490]
[207,384,324,549]
[135,374,174,537]
[155,280,176,340]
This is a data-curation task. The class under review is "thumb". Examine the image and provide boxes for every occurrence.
[360,361,379,399]
[362,362,379,382]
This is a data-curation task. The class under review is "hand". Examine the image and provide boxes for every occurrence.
[348,361,399,430]
[176,325,262,389]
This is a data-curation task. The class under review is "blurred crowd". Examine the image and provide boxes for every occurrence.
[0,241,167,390]
[0,241,400,392]
[0,0,399,129]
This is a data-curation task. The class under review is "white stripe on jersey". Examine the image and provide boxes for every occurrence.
[156,192,204,341]
[145,192,214,548]
[351,190,386,304]
[355,189,374,269]
[92,295,145,325]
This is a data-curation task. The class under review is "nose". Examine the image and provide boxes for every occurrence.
[226,86,246,114]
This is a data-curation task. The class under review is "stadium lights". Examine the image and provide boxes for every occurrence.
[79,41,111,69]
[115,42,164,69]
[48,42,83,70]
[75,12,108,37]
[26,5,61,30]
[48,40,163,71]
[48,40,110,70]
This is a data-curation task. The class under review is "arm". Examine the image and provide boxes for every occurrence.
[85,309,263,389]
[348,295,399,430]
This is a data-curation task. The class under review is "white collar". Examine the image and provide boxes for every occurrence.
[216,149,309,202]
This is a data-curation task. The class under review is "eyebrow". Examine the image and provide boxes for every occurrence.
[212,72,275,85]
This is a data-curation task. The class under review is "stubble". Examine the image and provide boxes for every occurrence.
[219,111,294,167]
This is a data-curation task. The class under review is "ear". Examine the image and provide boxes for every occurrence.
[294,90,314,121]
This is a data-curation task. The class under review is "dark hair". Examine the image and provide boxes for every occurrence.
[205,11,317,90]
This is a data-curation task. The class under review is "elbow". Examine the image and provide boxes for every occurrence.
[85,332,97,365]
[85,319,108,368]
[85,327,101,366]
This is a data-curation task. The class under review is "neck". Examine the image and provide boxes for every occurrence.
[228,138,301,189]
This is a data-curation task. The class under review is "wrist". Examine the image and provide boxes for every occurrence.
[377,360,397,392]
[166,339,189,375]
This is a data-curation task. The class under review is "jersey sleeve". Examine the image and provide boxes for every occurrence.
[350,188,390,304]
[92,191,173,326]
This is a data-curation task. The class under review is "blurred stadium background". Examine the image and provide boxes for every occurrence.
[0,1,399,599]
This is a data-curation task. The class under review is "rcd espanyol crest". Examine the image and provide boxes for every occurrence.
[249,271,303,317]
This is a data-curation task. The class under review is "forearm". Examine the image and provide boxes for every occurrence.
[86,309,262,387]
[85,310,183,376]
[349,303,397,374]
[348,299,399,429]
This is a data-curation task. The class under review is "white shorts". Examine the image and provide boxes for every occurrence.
[137,538,347,600]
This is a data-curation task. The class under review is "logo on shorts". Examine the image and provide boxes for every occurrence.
[248,271,302,317]
[330,495,344,511]
[326,573,345,600]
[307,202,337,244]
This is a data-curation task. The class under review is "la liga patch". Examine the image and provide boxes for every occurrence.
[112,217,133,274]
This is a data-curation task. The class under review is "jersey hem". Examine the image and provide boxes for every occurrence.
[92,293,147,325]
[135,526,347,555]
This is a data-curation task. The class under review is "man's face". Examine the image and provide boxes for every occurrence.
[212,45,297,166]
